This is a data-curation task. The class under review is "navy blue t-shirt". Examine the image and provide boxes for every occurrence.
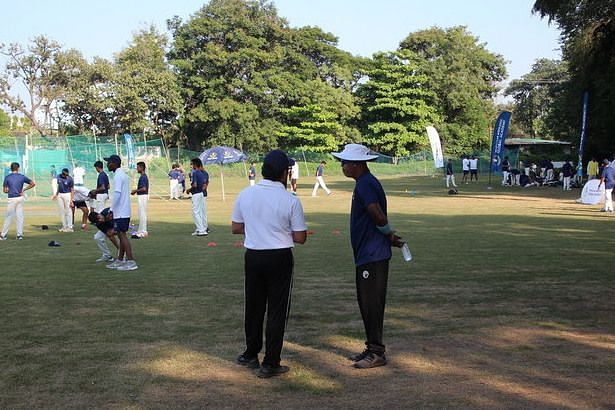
[350,172,392,266]
[602,166,615,189]
[57,175,74,193]
[191,169,209,196]
[95,208,114,232]
[97,171,110,194]
[3,173,32,198]
[137,174,149,195]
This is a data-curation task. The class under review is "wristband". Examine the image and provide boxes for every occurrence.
[376,223,394,235]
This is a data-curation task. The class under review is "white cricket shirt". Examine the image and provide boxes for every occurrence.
[111,168,131,218]
[232,179,307,250]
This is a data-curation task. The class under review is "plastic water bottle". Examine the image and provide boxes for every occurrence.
[401,243,413,262]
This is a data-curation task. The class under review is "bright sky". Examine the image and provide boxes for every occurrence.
[1,0,561,83]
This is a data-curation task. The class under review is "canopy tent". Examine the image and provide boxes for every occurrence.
[504,138,572,169]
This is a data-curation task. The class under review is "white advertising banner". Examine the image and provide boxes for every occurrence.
[426,126,444,168]
[579,179,605,205]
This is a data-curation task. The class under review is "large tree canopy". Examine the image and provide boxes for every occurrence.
[355,51,439,158]
[505,59,569,139]
[167,0,361,151]
[532,0,615,156]
[399,26,507,155]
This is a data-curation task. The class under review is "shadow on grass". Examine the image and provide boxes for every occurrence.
[1,203,614,408]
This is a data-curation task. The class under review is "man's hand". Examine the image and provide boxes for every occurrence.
[131,189,137,195]
[389,233,404,248]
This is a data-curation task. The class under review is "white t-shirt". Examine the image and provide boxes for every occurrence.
[232,179,307,250]
[73,186,92,203]
[111,168,131,218]
[73,167,86,184]
[469,159,478,170]
[462,158,470,171]
[291,163,299,180]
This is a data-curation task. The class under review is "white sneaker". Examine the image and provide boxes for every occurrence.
[192,231,208,236]
[117,260,138,271]
[96,255,115,263]
[106,259,124,269]
[0,235,7,241]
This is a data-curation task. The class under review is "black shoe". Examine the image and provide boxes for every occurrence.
[257,365,289,378]
[236,354,260,369]
[349,349,369,362]
[353,352,387,369]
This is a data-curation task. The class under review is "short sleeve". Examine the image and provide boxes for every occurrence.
[355,178,379,208]
[290,198,308,232]
[231,194,244,223]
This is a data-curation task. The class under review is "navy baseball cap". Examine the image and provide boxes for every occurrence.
[103,154,121,165]
[262,150,291,178]
[61,168,69,174]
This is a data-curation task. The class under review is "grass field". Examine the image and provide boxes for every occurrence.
[1,172,614,409]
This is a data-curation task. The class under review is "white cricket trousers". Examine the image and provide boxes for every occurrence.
[51,178,58,197]
[446,175,457,188]
[502,171,510,185]
[94,193,108,212]
[57,193,73,229]
[2,196,25,237]
[563,176,571,190]
[94,230,112,258]
[312,176,331,196]
[137,195,148,234]
[605,188,614,212]
[191,192,208,233]
[170,179,179,199]
[249,179,255,186]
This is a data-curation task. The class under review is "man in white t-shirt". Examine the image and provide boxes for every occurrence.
[103,155,138,271]
[469,156,479,182]
[462,155,470,184]
[289,158,299,195]
[72,163,86,186]
[232,150,307,378]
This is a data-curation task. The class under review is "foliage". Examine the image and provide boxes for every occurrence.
[505,59,569,138]
[532,0,615,156]
[276,104,343,152]
[0,109,10,135]
[0,36,82,136]
[355,51,439,158]
[60,27,182,137]
[399,26,507,155]
[167,0,361,151]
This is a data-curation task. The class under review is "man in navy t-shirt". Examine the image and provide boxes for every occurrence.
[332,144,403,370]
[1,162,36,240]
[94,160,110,212]
[131,161,149,237]
[188,158,209,236]
[88,207,119,263]
[598,159,615,212]
[52,168,75,232]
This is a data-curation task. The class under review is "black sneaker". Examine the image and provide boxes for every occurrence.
[349,349,369,362]
[236,354,260,369]
[353,352,387,369]
[257,365,289,379]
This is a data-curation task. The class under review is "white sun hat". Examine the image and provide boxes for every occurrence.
[331,144,379,162]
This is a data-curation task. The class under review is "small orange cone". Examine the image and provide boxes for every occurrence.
[207,242,217,247]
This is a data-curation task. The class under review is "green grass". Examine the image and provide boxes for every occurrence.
[1,173,614,409]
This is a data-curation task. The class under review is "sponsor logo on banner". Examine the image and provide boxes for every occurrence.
[124,133,136,170]
[579,179,604,205]
[490,111,511,172]
[426,126,444,168]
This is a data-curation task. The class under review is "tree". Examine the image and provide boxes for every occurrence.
[0,36,82,136]
[0,109,10,135]
[114,26,183,136]
[532,0,615,156]
[399,26,507,155]
[167,0,362,151]
[356,51,440,158]
[505,59,569,138]
[276,104,343,152]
